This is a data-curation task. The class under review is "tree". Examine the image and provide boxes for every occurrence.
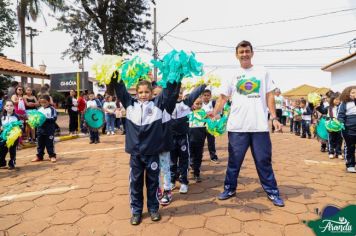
[0,0,17,52]
[16,0,64,84]
[0,74,13,92]
[56,0,153,95]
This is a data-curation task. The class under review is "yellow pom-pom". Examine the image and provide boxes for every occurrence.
[91,55,124,85]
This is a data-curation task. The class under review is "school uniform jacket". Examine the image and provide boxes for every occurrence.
[37,106,57,136]
[114,80,175,156]
[338,101,356,136]
[170,84,207,136]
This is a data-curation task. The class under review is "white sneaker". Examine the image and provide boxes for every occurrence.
[179,184,188,194]
[338,155,343,160]
[329,154,335,159]
[346,167,356,173]
[107,132,110,136]
[111,131,115,135]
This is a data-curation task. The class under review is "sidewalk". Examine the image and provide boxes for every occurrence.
[0,131,355,235]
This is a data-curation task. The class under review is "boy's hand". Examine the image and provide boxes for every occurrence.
[272,119,283,132]
[207,112,220,120]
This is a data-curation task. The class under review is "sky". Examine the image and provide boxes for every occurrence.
[3,0,356,92]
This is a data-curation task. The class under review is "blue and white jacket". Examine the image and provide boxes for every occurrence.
[37,106,57,136]
[338,100,356,136]
[170,84,207,136]
[114,80,175,156]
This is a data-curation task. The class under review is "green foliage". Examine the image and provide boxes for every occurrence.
[0,0,17,52]
[56,0,153,59]
[50,90,65,104]
[0,74,13,92]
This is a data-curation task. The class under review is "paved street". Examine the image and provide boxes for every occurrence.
[0,130,355,236]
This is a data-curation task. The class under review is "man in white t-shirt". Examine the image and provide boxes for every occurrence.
[210,40,284,207]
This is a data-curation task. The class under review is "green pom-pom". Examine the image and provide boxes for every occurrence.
[152,50,204,88]
[325,118,345,132]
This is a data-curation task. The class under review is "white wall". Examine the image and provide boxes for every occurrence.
[331,60,356,93]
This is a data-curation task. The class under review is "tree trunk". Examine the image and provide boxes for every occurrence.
[18,2,27,86]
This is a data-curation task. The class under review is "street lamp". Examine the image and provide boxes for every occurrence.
[153,8,189,81]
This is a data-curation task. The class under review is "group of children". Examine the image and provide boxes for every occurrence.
[0,95,57,169]
[114,78,219,225]
[276,86,356,173]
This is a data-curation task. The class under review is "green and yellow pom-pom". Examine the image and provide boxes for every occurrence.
[27,110,46,129]
[0,121,23,148]
[120,56,151,88]
[91,55,124,85]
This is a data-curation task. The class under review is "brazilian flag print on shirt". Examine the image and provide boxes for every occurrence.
[235,75,261,95]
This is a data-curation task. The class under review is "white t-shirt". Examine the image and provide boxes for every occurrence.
[86,100,98,108]
[202,101,214,113]
[103,101,117,114]
[275,95,284,110]
[219,66,275,132]
[71,97,78,112]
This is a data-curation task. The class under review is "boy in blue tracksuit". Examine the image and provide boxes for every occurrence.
[170,84,206,194]
[114,78,175,225]
[31,95,57,163]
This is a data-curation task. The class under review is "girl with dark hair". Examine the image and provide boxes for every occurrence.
[0,100,20,169]
[327,92,343,159]
[338,86,356,173]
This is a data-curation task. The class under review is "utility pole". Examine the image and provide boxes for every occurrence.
[26,27,40,88]
[153,7,158,81]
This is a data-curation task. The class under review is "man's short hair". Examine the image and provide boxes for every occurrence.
[236,40,253,53]
[11,81,19,87]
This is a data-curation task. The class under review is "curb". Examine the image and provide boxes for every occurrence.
[21,133,87,150]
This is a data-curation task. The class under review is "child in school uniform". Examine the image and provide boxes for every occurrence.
[86,91,101,144]
[152,84,180,206]
[300,99,312,139]
[31,95,57,163]
[293,99,302,136]
[0,100,21,169]
[327,92,343,159]
[189,97,207,182]
[201,89,219,163]
[338,86,356,173]
[170,84,207,194]
[114,78,175,225]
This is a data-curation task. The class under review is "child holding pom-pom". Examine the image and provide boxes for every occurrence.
[113,78,176,225]
[31,95,57,163]
[189,96,208,183]
[0,100,20,169]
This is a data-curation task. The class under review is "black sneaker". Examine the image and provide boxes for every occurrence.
[130,214,142,225]
[194,175,202,183]
[89,140,94,144]
[301,135,306,138]
[8,165,15,170]
[160,190,172,206]
[218,189,236,200]
[320,147,326,152]
[211,156,219,163]
[150,211,161,221]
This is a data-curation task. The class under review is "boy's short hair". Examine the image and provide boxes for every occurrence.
[136,80,153,92]
[236,40,253,53]
[203,89,212,95]
[40,94,51,102]
[88,91,95,95]
[11,81,19,87]
[300,98,307,105]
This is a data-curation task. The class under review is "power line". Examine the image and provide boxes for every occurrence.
[166,30,355,50]
[177,7,356,33]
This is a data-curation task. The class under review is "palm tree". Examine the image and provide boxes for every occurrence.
[17,0,64,84]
